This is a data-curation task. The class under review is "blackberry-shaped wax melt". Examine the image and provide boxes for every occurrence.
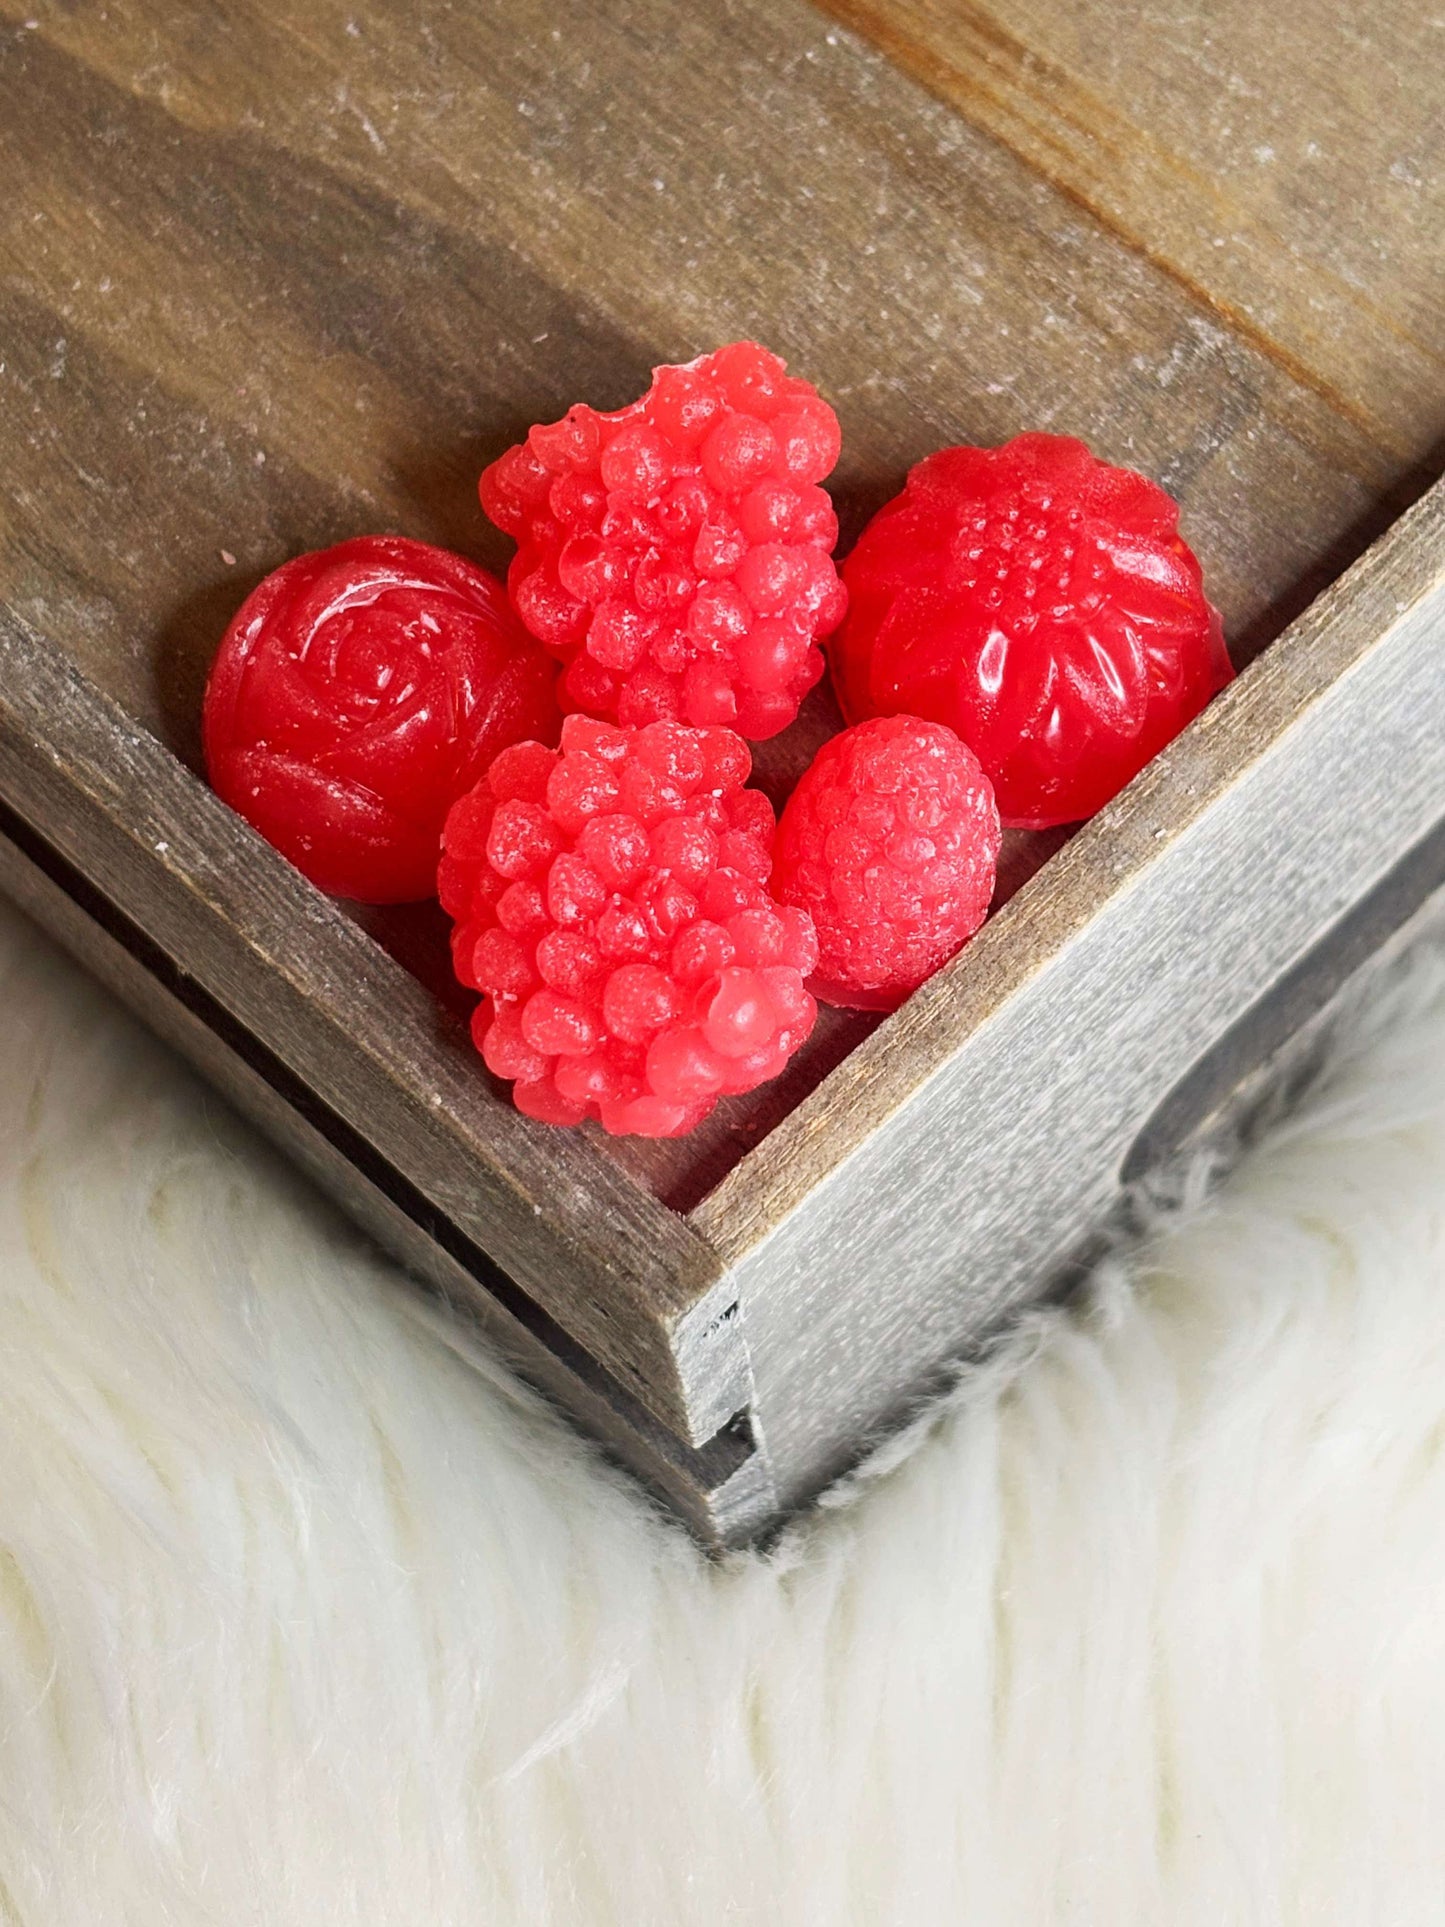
[440,715,818,1137]
[480,342,847,739]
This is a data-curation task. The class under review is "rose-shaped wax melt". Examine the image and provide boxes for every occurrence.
[203,536,560,902]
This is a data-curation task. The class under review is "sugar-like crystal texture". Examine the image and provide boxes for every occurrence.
[203,536,560,902]
[440,715,819,1136]
[830,434,1233,829]
[479,341,847,740]
[771,715,1000,1011]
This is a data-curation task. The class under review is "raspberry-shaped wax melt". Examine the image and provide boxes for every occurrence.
[204,536,559,902]
[440,715,819,1136]
[772,716,1000,1011]
[831,434,1232,828]
[479,341,847,739]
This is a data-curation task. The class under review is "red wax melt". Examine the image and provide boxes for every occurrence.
[772,715,1000,1010]
[830,434,1232,828]
[479,341,847,739]
[439,715,818,1136]
[204,536,559,903]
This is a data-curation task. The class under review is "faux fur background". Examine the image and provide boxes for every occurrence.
[3,893,1445,1924]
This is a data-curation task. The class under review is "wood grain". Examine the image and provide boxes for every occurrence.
[0,611,753,1447]
[0,812,777,1544]
[0,0,1403,665]
[818,0,1445,461]
[706,479,1445,1514]
[697,474,1445,1258]
[0,0,1418,1211]
[3,0,1443,1530]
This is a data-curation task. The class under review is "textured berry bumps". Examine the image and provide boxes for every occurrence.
[440,716,818,1136]
[831,434,1232,829]
[480,342,847,739]
[204,536,559,902]
[772,716,1000,1011]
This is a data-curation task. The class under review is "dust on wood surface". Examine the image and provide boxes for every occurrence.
[0,0,1437,1211]
[819,0,1445,466]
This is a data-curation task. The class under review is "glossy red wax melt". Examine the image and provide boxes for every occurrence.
[479,341,847,739]
[439,715,818,1136]
[831,434,1232,828]
[204,536,559,902]
[772,715,1000,1010]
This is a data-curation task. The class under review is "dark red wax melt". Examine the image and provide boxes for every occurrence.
[204,536,559,902]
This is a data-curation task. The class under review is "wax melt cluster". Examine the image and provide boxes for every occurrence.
[832,435,1230,828]
[438,716,818,1137]
[479,342,846,738]
[204,343,1233,1137]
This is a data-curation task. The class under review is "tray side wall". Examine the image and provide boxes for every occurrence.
[724,544,1445,1515]
[0,810,778,1546]
[0,614,748,1447]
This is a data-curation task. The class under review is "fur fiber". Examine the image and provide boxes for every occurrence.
[3,895,1445,1924]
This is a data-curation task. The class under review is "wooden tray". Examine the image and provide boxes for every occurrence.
[3,0,1442,1543]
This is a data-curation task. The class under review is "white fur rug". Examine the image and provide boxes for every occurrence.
[4,896,1445,1924]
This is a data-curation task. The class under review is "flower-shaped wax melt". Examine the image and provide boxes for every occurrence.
[831,434,1232,828]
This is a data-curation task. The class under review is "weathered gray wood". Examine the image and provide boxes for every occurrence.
[0,805,779,1545]
[1,0,1424,1213]
[0,613,749,1448]
[699,478,1445,1514]
[3,0,1444,1539]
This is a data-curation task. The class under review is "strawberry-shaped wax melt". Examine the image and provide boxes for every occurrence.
[479,341,847,739]
[203,536,559,902]
[830,434,1232,828]
[439,715,818,1136]
[772,715,1000,1011]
